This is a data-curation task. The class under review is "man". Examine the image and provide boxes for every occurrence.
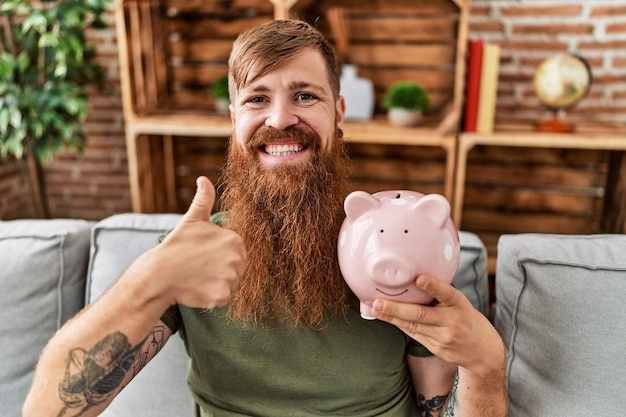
[23,20,507,417]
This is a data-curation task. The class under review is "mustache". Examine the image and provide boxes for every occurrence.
[247,126,321,150]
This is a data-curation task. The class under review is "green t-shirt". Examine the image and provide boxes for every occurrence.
[162,300,427,417]
[160,212,431,416]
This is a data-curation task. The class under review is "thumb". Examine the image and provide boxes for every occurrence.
[183,176,216,222]
[415,274,458,306]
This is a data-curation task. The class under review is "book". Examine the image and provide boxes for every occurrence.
[476,43,501,133]
[463,39,484,132]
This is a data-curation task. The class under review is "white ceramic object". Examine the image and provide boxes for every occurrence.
[387,107,423,127]
[214,98,230,114]
[340,64,374,121]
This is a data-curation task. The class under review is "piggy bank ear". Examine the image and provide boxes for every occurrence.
[412,194,451,227]
[344,191,380,221]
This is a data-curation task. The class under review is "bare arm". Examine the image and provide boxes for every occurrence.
[23,177,247,417]
[22,253,177,417]
[407,355,458,417]
[25,316,172,417]
[373,275,507,417]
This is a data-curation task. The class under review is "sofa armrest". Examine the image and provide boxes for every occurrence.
[0,219,93,416]
[494,233,626,417]
[455,231,490,316]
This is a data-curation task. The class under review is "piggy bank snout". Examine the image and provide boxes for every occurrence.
[366,252,415,286]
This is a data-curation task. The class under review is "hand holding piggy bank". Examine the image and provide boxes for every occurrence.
[337,190,460,319]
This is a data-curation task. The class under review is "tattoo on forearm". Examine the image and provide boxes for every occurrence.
[443,372,459,417]
[57,326,165,417]
[417,372,459,417]
[129,325,165,380]
[418,393,447,417]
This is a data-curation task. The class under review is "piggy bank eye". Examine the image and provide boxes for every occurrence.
[379,229,384,233]
[404,229,408,234]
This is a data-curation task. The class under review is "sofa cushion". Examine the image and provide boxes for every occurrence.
[86,213,194,417]
[494,233,626,417]
[0,219,93,416]
[86,213,182,302]
[454,231,489,316]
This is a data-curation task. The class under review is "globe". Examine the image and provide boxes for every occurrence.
[534,53,591,110]
[533,53,592,132]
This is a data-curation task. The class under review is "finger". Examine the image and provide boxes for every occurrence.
[183,176,216,222]
[414,274,462,306]
[371,278,459,327]
[372,298,433,326]
[372,298,455,347]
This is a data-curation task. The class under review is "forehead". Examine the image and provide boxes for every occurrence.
[240,48,332,93]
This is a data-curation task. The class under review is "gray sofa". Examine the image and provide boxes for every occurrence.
[6,213,622,416]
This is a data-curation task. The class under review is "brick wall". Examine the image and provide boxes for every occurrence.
[38,10,132,220]
[471,0,626,123]
[1,0,624,220]
[0,160,30,218]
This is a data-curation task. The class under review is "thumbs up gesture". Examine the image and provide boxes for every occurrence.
[138,176,247,310]
[183,176,221,223]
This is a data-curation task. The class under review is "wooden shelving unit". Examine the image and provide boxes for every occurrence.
[454,121,626,275]
[454,122,626,227]
[114,0,469,212]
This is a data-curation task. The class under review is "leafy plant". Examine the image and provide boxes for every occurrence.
[210,75,229,101]
[382,80,430,111]
[0,0,110,162]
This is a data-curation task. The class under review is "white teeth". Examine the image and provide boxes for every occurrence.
[265,143,304,156]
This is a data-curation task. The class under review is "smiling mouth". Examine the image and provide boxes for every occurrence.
[375,288,409,297]
[263,143,306,156]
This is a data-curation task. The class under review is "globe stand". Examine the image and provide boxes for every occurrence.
[535,109,575,133]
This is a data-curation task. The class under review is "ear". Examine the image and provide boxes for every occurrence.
[412,194,451,228]
[344,191,379,222]
[336,95,346,130]
[229,103,235,125]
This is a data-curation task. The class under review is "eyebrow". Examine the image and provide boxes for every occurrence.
[244,80,328,96]
[290,81,327,95]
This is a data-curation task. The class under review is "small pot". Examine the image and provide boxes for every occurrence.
[214,98,230,114]
[387,108,423,127]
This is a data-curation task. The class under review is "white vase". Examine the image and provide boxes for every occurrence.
[340,64,374,121]
[387,107,423,127]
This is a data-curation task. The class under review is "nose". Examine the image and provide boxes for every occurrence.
[265,102,299,130]
[367,253,414,286]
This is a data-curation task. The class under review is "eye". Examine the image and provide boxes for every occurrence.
[404,230,408,234]
[296,92,317,102]
[379,229,384,233]
[248,96,265,104]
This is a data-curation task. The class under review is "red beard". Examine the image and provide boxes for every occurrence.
[219,126,352,327]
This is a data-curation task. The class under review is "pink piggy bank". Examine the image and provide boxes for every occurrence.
[337,190,460,319]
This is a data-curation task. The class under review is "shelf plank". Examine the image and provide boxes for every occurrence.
[126,113,456,146]
[461,121,626,150]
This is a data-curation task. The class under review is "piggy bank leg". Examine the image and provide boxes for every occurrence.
[360,302,376,320]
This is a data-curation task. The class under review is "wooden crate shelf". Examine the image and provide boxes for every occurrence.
[454,121,626,274]
[115,0,469,212]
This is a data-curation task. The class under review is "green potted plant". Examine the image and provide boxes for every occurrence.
[382,80,430,127]
[211,75,230,114]
[0,0,109,217]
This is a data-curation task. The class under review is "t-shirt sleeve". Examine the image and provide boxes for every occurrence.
[161,304,182,334]
[407,338,433,357]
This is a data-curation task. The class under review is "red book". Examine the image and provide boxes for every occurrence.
[463,39,484,132]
